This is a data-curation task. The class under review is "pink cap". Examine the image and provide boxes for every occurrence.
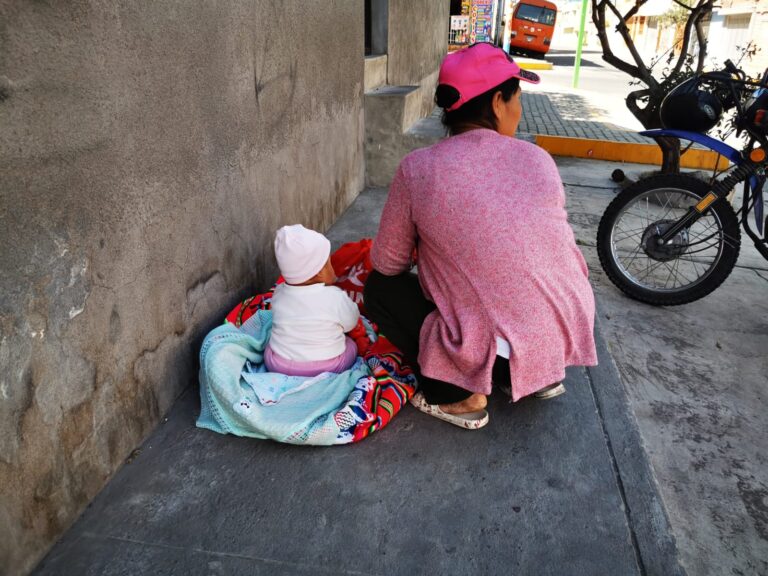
[438,43,540,112]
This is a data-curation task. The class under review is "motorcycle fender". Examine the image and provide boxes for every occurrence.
[639,129,743,165]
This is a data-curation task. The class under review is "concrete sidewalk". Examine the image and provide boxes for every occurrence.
[559,158,768,576]
[32,362,678,576]
[32,155,768,576]
[32,166,684,576]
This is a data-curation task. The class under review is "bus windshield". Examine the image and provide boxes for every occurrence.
[515,4,556,26]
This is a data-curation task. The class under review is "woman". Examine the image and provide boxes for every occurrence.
[364,43,597,430]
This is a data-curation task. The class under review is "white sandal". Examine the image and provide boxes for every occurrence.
[409,392,489,430]
[533,382,566,400]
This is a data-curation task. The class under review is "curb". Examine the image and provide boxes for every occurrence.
[534,134,729,170]
[588,316,686,576]
[518,61,554,70]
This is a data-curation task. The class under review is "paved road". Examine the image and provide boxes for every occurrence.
[539,48,637,96]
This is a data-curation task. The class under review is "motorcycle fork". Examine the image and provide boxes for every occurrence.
[658,160,757,244]
[740,172,768,260]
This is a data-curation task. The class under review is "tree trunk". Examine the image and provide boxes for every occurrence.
[626,91,681,174]
[655,136,681,174]
[593,0,717,176]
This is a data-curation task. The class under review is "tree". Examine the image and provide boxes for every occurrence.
[592,0,716,173]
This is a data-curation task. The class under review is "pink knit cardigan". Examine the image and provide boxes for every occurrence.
[371,129,597,401]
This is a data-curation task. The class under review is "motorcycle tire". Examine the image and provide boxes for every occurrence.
[596,174,740,306]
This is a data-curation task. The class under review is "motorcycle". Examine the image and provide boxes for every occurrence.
[596,61,768,305]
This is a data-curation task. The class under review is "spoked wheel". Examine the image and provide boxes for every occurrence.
[596,174,741,305]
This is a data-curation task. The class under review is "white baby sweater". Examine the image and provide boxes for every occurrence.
[268,283,360,362]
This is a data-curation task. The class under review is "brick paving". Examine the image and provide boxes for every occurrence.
[519,91,649,143]
[417,90,652,145]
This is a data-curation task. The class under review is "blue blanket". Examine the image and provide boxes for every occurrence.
[197,310,384,445]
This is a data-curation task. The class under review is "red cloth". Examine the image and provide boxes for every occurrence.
[331,238,373,314]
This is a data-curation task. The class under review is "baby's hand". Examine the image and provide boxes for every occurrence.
[346,318,369,356]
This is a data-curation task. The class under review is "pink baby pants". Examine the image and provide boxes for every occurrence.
[264,337,358,377]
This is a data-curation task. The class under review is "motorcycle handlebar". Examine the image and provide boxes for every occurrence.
[702,60,747,85]
[724,59,739,76]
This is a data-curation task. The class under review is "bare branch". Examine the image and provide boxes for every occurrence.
[668,1,712,81]
[591,0,714,171]
[604,0,654,83]
[670,0,694,11]
[623,0,650,23]
[694,14,707,73]
[592,0,644,79]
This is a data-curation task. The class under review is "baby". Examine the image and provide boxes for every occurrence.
[264,224,360,377]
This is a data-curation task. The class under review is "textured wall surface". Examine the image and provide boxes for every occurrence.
[0,2,363,574]
[387,0,450,116]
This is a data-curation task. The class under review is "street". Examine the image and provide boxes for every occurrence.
[522,48,645,133]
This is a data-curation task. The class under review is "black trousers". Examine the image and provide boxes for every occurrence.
[364,270,511,404]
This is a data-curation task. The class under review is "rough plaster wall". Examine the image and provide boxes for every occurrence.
[387,0,450,116]
[0,2,364,574]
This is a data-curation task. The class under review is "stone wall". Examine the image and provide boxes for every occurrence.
[0,2,363,574]
[387,0,450,116]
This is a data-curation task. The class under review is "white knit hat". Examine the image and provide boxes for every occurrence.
[274,224,331,284]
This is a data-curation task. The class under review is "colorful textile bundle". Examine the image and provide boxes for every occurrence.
[197,240,417,445]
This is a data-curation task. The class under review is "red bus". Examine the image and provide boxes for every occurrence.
[508,0,557,58]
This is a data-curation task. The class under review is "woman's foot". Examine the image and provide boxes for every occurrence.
[440,393,488,415]
[410,392,489,430]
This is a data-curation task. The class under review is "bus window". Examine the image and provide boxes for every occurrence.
[516,4,556,26]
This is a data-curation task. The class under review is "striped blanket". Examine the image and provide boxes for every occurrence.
[197,241,417,445]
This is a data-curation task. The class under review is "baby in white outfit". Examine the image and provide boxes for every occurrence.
[265,224,360,377]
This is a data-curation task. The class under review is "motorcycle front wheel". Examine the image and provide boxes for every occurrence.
[596,174,741,306]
